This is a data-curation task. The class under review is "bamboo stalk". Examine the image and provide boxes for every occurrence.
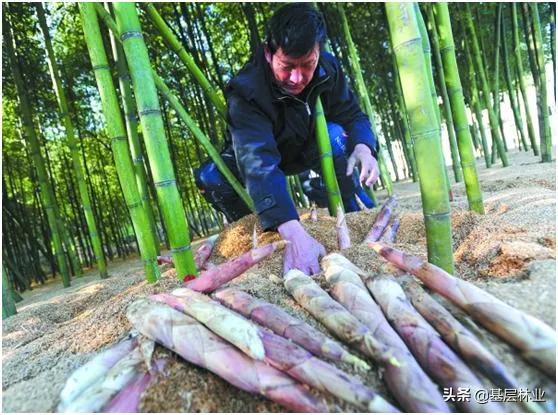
[113,2,196,279]
[511,4,539,156]
[425,5,462,184]
[501,5,531,153]
[107,6,159,246]
[465,4,509,167]
[2,266,17,318]
[337,3,394,195]
[315,97,344,216]
[464,40,491,168]
[431,3,484,214]
[386,3,454,273]
[4,10,71,287]
[144,3,227,120]
[79,3,161,283]
[36,3,108,278]
[529,3,552,162]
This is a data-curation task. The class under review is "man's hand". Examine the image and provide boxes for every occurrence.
[278,220,326,275]
[346,143,379,187]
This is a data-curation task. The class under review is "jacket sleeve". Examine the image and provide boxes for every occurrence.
[227,93,299,231]
[323,58,378,156]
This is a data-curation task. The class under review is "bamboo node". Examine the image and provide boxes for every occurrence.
[424,211,451,221]
[392,37,422,54]
[127,201,142,210]
[138,109,162,117]
[120,31,143,41]
[154,178,177,187]
[111,136,128,144]
[171,244,192,254]
[92,64,110,72]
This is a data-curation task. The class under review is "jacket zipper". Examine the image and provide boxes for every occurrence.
[277,75,331,116]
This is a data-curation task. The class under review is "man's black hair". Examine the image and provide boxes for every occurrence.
[265,3,326,58]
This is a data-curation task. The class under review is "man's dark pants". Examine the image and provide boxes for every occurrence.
[194,123,373,224]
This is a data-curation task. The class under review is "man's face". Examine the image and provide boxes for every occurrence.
[265,43,320,96]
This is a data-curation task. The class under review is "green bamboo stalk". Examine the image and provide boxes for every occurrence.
[36,3,108,278]
[432,4,484,214]
[286,176,295,206]
[551,4,556,101]
[464,4,509,167]
[501,7,530,153]
[425,5,463,184]
[415,3,440,124]
[512,4,539,157]
[529,3,552,162]
[107,10,159,249]
[112,2,196,279]
[414,3,453,199]
[493,4,509,153]
[386,3,454,273]
[292,175,309,208]
[93,3,254,213]
[4,11,71,288]
[315,96,343,216]
[465,40,491,168]
[79,3,161,283]
[2,266,17,318]
[337,4,393,196]
[469,123,479,151]
[392,52,418,182]
[144,3,227,120]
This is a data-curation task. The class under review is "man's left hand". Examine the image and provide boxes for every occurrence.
[346,143,379,186]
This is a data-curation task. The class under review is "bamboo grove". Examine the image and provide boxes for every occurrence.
[2,3,555,316]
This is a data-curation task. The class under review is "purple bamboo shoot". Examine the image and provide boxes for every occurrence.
[152,291,398,412]
[283,269,400,367]
[58,335,138,409]
[104,359,167,413]
[380,218,400,243]
[212,287,370,370]
[127,299,329,412]
[364,196,396,243]
[184,240,287,292]
[403,279,544,413]
[322,254,451,413]
[367,274,504,413]
[336,204,351,250]
[194,234,219,270]
[310,204,318,222]
[369,242,556,377]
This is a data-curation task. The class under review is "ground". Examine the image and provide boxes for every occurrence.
[2,150,556,413]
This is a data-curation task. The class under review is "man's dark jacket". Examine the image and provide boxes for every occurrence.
[225,45,376,230]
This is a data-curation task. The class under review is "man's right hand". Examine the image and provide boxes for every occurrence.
[278,219,326,275]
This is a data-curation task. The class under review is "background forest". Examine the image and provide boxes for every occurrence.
[2,2,555,305]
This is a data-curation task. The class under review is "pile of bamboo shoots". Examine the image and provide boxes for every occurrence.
[58,198,555,412]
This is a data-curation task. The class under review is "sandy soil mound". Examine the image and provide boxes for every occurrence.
[2,151,556,413]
